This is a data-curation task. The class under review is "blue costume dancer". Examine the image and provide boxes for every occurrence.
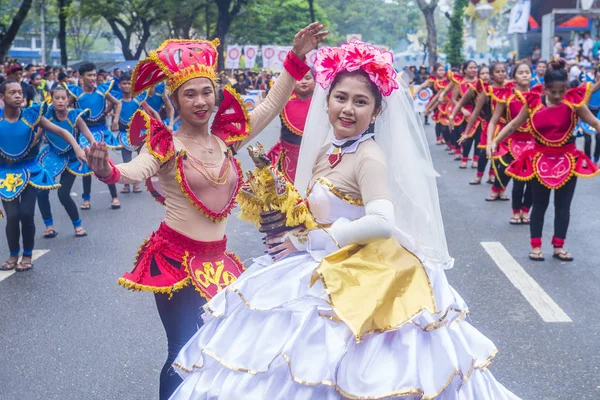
[115,72,150,193]
[63,62,123,210]
[0,79,85,272]
[37,86,97,238]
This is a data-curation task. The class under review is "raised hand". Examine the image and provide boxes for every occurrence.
[86,141,112,178]
[292,22,329,59]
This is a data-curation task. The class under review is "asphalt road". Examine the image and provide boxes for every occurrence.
[1,119,599,400]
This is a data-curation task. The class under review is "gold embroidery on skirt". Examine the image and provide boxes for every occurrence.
[311,237,437,342]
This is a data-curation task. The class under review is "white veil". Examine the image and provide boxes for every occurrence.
[295,78,454,269]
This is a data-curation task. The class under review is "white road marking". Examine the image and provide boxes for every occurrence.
[0,250,50,283]
[481,242,572,323]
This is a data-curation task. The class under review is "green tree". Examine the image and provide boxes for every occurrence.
[445,0,468,67]
[228,0,328,45]
[81,0,166,60]
[212,0,252,70]
[320,0,423,49]
[415,0,439,68]
[0,0,36,62]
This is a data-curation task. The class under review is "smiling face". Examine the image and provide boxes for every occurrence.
[327,73,381,140]
[119,79,131,95]
[82,70,96,90]
[172,77,216,127]
[536,62,546,77]
[436,65,445,78]
[464,62,477,79]
[294,71,315,98]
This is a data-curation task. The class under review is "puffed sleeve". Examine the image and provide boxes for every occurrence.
[96,80,116,97]
[447,71,464,85]
[490,86,514,104]
[564,82,592,108]
[514,88,542,114]
[67,108,90,127]
[21,103,45,128]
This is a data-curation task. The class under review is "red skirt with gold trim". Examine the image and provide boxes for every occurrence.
[493,132,534,160]
[506,143,600,189]
[267,139,301,183]
[118,223,245,300]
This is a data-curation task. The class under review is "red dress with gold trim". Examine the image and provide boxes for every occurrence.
[426,76,449,124]
[484,81,517,153]
[506,84,599,189]
[106,86,253,300]
[492,85,541,163]
[266,93,311,183]
[447,72,477,128]
[464,79,488,140]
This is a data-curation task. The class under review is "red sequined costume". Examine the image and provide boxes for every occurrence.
[448,71,477,157]
[266,92,312,183]
[506,84,598,190]
[96,40,310,299]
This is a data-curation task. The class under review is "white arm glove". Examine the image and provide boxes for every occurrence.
[306,199,395,253]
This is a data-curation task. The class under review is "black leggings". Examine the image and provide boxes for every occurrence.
[451,123,465,154]
[492,157,512,192]
[440,125,451,145]
[461,126,481,162]
[82,175,117,201]
[583,134,600,160]
[512,180,532,214]
[2,185,37,257]
[154,285,206,399]
[435,123,444,140]
[38,171,81,228]
[476,148,491,177]
[530,177,577,247]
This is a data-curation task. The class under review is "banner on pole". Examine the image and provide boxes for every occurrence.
[244,46,259,69]
[272,46,292,72]
[507,0,531,34]
[261,45,276,69]
[225,45,242,69]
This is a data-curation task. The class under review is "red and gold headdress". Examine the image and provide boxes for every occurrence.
[131,39,220,96]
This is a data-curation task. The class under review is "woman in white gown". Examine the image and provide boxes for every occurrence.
[170,42,521,399]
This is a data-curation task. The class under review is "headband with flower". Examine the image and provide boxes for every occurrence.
[314,41,398,96]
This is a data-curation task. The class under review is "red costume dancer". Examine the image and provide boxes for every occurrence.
[493,60,600,262]
[86,23,327,400]
[445,61,478,161]
[461,63,508,184]
[416,63,447,145]
[487,64,537,225]
[451,65,490,169]
[266,70,314,183]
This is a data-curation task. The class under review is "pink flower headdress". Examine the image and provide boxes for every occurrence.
[314,41,398,96]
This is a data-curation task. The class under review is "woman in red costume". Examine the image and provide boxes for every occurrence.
[443,60,478,163]
[485,64,536,224]
[415,63,448,145]
[450,64,489,169]
[266,69,315,183]
[458,63,507,185]
[86,23,327,399]
[492,60,600,262]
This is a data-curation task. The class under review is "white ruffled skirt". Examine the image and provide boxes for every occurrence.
[170,246,520,399]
